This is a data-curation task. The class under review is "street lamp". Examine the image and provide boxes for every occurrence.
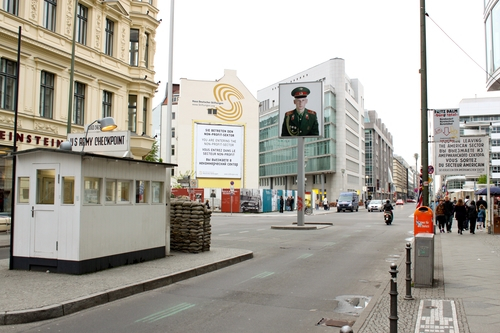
[365,175,369,201]
[81,117,117,152]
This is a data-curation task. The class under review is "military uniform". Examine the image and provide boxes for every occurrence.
[281,86,319,136]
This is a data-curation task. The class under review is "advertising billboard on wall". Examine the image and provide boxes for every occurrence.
[195,123,243,178]
[279,81,323,138]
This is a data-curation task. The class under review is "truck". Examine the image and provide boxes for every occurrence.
[337,192,359,212]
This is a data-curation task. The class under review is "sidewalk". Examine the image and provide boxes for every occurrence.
[2,221,500,332]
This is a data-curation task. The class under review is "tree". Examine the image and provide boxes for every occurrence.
[143,140,161,162]
[477,175,493,184]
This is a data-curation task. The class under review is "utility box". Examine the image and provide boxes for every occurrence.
[414,233,434,288]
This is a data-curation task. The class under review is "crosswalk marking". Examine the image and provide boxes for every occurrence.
[136,303,196,323]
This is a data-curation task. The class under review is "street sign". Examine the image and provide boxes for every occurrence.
[432,109,460,143]
[435,135,488,176]
[428,165,434,174]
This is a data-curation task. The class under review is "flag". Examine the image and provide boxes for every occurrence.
[416,170,423,208]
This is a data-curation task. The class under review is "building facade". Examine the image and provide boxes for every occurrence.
[364,110,394,200]
[257,58,366,202]
[0,0,161,212]
[393,154,411,201]
[154,69,260,189]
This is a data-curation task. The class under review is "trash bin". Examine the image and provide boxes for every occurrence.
[414,233,434,287]
[414,206,434,236]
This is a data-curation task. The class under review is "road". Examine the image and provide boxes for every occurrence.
[3,204,416,333]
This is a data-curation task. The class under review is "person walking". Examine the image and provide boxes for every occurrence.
[290,196,294,212]
[279,196,284,213]
[463,195,470,230]
[476,196,488,211]
[286,196,291,211]
[435,199,446,233]
[444,196,454,233]
[454,198,467,235]
[323,197,328,210]
[468,200,478,234]
[477,204,486,230]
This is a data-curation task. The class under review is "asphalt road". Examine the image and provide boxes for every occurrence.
[3,204,416,333]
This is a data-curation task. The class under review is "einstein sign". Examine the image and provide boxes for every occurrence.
[435,135,488,176]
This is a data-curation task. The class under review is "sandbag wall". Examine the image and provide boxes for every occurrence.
[170,198,212,253]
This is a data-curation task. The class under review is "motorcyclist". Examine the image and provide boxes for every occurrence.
[383,200,394,221]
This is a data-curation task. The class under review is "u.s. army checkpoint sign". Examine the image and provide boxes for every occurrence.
[435,135,488,176]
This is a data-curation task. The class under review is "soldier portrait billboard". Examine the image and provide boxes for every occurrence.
[279,81,323,138]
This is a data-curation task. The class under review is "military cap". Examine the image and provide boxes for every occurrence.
[291,87,310,98]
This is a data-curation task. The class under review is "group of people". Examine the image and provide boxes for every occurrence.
[279,196,295,213]
[315,197,330,210]
[434,195,487,235]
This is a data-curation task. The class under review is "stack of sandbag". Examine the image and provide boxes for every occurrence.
[170,198,211,253]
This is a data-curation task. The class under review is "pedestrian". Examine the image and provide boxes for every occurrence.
[444,196,454,233]
[476,196,487,210]
[205,199,210,209]
[454,198,467,235]
[279,196,284,213]
[463,195,470,230]
[323,197,328,210]
[477,204,486,230]
[468,200,477,234]
[315,198,320,210]
[286,196,291,211]
[290,196,294,212]
[435,199,446,233]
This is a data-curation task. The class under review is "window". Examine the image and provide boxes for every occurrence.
[40,71,54,119]
[76,4,88,45]
[106,179,131,203]
[36,169,55,204]
[142,97,148,135]
[128,94,137,132]
[105,18,114,56]
[135,180,149,203]
[144,32,149,68]
[208,108,217,114]
[18,177,29,203]
[171,144,175,156]
[172,112,175,120]
[152,181,163,203]
[62,176,75,204]
[129,29,139,66]
[84,177,101,204]
[0,58,16,111]
[171,127,175,138]
[102,90,112,118]
[4,0,19,15]
[43,0,57,32]
[73,81,85,125]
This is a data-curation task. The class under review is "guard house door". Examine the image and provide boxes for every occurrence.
[31,164,59,258]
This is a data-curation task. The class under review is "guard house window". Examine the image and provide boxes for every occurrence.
[40,71,54,119]
[76,3,88,45]
[62,176,75,204]
[208,108,217,114]
[152,181,163,204]
[73,81,85,125]
[142,97,148,135]
[144,32,150,68]
[104,18,114,56]
[106,179,131,203]
[43,0,57,32]
[102,90,112,118]
[129,29,139,66]
[135,180,149,203]
[4,0,19,15]
[18,177,29,204]
[0,58,16,111]
[128,94,137,132]
[84,177,101,204]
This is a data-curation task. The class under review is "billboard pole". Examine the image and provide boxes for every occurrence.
[297,138,305,226]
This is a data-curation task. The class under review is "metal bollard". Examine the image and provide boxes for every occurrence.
[404,242,414,300]
[389,263,398,333]
[340,325,353,333]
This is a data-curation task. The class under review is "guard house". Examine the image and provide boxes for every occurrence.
[9,148,175,275]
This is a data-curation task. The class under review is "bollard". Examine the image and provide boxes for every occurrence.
[404,242,414,300]
[389,263,398,333]
[340,325,353,333]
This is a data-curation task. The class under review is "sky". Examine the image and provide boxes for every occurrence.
[152,0,500,170]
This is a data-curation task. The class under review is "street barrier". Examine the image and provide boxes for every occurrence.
[389,263,398,333]
[404,242,414,300]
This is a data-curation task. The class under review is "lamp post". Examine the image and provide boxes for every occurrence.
[81,117,117,152]
[365,175,369,201]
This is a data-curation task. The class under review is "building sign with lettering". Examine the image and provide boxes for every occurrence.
[195,123,243,178]
[435,135,488,176]
[67,131,130,155]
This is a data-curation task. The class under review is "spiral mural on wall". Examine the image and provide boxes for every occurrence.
[213,84,244,121]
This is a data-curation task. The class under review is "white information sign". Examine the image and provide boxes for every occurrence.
[433,109,460,142]
[67,131,130,153]
[435,135,488,176]
[195,123,243,178]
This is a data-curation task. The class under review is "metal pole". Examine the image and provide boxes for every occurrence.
[389,263,399,333]
[165,0,174,162]
[9,26,21,270]
[67,0,79,133]
[297,138,305,226]
[405,243,414,300]
[420,0,429,207]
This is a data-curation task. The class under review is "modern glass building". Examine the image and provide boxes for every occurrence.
[257,58,366,202]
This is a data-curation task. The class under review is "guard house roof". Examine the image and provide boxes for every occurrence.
[6,148,177,168]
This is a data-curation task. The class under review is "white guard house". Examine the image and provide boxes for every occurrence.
[9,148,175,274]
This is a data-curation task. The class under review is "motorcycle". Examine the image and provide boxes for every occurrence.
[384,210,393,225]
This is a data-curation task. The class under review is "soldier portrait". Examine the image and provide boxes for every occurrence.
[279,83,322,137]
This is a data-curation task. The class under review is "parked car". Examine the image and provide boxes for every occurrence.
[406,198,416,203]
[367,199,384,212]
[396,199,404,205]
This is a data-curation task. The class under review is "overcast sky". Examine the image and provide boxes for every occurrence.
[153,0,500,170]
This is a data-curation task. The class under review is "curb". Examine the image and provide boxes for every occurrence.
[0,251,253,325]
